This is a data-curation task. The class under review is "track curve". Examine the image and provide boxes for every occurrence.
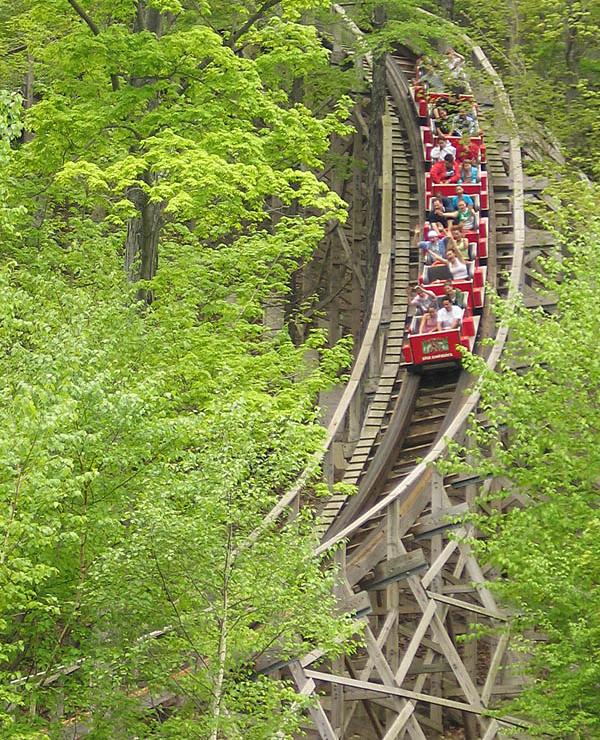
[292,9,528,739]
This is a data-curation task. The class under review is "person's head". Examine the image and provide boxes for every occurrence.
[443,280,455,296]
[462,158,472,169]
[442,297,452,310]
[444,153,454,164]
[446,247,456,260]
[457,199,467,212]
[455,186,465,197]
[414,284,426,296]
[427,304,437,317]
[432,197,443,210]
[438,108,448,119]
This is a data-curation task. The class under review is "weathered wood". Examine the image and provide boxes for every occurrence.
[395,599,436,684]
[289,662,339,740]
[305,669,487,716]
[411,503,469,538]
[365,549,427,590]
[335,589,372,618]
[426,591,508,621]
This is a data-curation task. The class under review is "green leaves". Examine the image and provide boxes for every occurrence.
[0,0,359,734]
[454,177,600,737]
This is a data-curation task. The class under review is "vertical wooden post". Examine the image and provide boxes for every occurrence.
[429,470,444,730]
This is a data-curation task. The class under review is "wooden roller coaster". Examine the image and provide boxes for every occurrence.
[272,5,560,739]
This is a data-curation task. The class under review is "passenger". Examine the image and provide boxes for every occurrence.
[456,136,482,164]
[430,135,456,163]
[428,197,451,230]
[415,226,448,262]
[431,153,460,184]
[437,297,464,331]
[451,108,478,137]
[419,304,439,334]
[435,246,470,280]
[431,103,452,136]
[449,185,476,211]
[458,158,479,184]
[433,189,454,211]
[414,55,427,85]
[442,279,467,308]
[455,199,478,231]
[446,224,470,260]
[410,285,437,314]
[445,48,465,78]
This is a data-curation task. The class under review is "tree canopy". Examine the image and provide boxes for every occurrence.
[0,1,362,736]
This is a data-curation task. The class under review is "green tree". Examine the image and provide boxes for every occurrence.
[0,1,363,736]
[453,177,600,737]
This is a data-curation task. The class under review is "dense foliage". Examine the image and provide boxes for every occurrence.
[0,1,361,736]
[455,179,600,737]
[436,0,600,176]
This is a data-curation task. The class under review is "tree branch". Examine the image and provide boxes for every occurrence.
[7,44,27,55]
[66,0,120,91]
[66,0,100,35]
[226,0,281,49]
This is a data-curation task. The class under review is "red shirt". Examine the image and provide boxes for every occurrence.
[431,160,460,184]
[456,140,481,163]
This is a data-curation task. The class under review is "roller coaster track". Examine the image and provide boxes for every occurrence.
[282,6,544,739]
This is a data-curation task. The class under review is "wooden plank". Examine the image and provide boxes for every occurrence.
[395,599,436,684]
[289,661,339,740]
[411,503,469,537]
[426,591,508,621]
[305,669,486,716]
[481,632,510,705]
[420,537,461,590]
[366,549,427,590]
[335,589,372,618]
[363,626,427,740]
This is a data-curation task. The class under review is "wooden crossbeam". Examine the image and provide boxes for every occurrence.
[305,669,486,715]
[365,549,428,590]
[426,591,508,621]
[412,503,469,538]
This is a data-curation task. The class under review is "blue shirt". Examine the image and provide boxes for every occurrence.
[419,237,447,260]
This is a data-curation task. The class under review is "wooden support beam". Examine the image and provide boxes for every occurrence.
[335,589,372,618]
[305,669,487,716]
[395,600,437,685]
[365,549,428,590]
[425,591,508,621]
[411,503,469,539]
[289,662,339,740]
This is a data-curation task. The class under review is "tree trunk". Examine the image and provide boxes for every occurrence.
[125,183,163,303]
[564,0,581,103]
[22,55,35,143]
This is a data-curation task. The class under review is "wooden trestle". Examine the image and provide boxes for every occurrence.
[284,6,545,738]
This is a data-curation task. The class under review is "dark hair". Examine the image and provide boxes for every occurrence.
[444,153,454,163]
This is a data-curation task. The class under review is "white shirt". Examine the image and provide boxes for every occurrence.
[448,260,469,279]
[430,142,456,162]
[437,304,463,329]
